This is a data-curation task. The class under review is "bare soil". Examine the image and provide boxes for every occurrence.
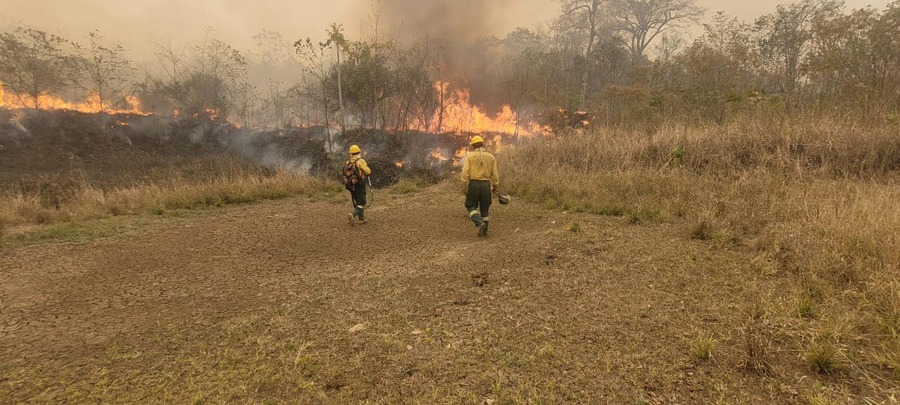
[0,183,865,403]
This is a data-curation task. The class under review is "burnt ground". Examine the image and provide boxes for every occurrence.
[0,183,871,403]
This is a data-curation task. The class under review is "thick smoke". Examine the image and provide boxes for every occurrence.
[372,0,516,110]
[376,0,512,41]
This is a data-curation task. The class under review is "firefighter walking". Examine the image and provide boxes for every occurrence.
[461,136,500,237]
[343,144,372,225]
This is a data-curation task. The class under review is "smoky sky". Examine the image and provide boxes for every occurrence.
[0,0,892,60]
[374,0,523,91]
[376,0,516,41]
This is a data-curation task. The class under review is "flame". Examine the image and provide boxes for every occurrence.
[429,147,468,167]
[394,161,405,168]
[429,148,450,161]
[452,147,467,167]
[410,82,548,137]
[0,82,148,115]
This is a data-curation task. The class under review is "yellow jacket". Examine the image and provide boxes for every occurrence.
[349,155,371,177]
[461,149,499,187]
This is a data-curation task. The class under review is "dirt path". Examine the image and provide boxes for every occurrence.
[1,183,818,403]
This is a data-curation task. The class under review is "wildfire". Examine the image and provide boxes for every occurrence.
[0,82,148,115]
[410,82,549,137]
[429,148,450,162]
[452,147,467,166]
[394,161,405,168]
[426,146,468,167]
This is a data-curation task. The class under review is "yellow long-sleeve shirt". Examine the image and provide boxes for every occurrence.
[461,149,499,188]
[349,155,371,177]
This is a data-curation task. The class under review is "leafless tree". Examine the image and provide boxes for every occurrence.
[327,24,348,133]
[77,30,134,112]
[610,0,704,64]
[0,27,76,108]
[191,30,248,117]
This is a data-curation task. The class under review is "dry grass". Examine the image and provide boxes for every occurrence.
[0,161,340,232]
[502,116,900,392]
[805,342,843,374]
[691,334,718,362]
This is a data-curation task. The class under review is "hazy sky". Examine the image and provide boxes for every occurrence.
[0,0,893,59]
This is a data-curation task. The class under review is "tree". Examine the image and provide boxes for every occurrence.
[610,0,704,64]
[295,36,343,152]
[755,0,842,96]
[500,48,542,139]
[666,12,763,122]
[337,40,396,130]
[188,31,248,117]
[654,34,685,62]
[386,39,435,136]
[77,30,134,112]
[559,0,607,108]
[0,27,76,108]
[327,24,349,133]
[806,2,900,110]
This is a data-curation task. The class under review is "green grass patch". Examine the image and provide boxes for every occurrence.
[391,177,433,194]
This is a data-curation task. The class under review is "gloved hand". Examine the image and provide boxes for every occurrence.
[492,185,499,193]
[462,183,468,195]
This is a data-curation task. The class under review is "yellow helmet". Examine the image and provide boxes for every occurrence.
[349,144,361,154]
[470,136,485,146]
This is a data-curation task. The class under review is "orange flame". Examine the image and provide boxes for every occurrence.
[0,83,148,115]
[429,148,450,161]
[452,147,467,167]
[410,82,548,137]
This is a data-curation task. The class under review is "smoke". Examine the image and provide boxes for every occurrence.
[375,0,513,42]
[370,0,517,110]
[217,128,315,175]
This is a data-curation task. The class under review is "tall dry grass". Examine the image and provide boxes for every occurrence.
[0,160,339,233]
[501,116,900,380]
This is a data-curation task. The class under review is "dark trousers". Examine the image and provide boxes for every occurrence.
[350,183,367,220]
[465,180,492,226]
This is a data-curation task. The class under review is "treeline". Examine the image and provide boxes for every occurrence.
[1,0,898,130]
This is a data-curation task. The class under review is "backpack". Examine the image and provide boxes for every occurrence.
[342,159,361,191]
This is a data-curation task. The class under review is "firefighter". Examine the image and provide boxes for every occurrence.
[343,144,372,225]
[460,136,500,237]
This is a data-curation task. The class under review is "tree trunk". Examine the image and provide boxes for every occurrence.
[437,82,445,134]
[335,45,347,134]
[322,80,332,155]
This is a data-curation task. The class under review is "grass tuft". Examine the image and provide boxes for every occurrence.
[691,334,718,362]
[690,221,714,240]
[804,342,841,374]
[798,296,820,320]
[568,221,582,233]
[391,177,433,194]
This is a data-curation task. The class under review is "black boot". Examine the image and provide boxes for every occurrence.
[478,221,489,237]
